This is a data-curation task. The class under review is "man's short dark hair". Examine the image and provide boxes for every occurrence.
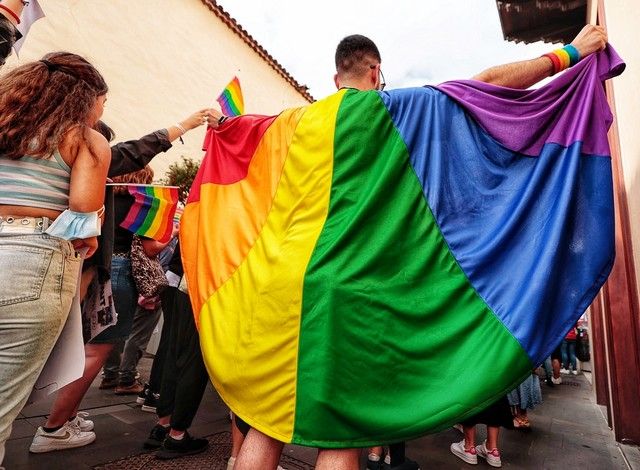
[335,34,381,75]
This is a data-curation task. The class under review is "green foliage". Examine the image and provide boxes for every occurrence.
[160,156,200,204]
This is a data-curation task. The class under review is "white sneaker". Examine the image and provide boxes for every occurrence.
[571,369,578,375]
[476,441,502,467]
[29,423,96,453]
[450,439,478,465]
[560,368,570,375]
[551,376,562,385]
[68,411,94,432]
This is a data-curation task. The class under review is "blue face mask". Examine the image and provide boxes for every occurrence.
[45,209,102,240]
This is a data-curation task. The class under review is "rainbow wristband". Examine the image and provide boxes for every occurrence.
[563,44,580,66]
[543,44,581,75]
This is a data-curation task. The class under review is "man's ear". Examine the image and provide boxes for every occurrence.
[370,66,379,89]
[334,73,340,89]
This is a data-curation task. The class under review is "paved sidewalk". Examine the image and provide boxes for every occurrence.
[4,362,638,469]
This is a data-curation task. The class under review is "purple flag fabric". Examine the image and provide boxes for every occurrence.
[436,45,625,156]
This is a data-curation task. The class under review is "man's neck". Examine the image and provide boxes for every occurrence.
[337,78,373,92]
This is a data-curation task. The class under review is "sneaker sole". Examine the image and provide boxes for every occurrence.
[156,444,208,460]
[136,397,146,405]
[141,405,157,413]
[29,433,96,453]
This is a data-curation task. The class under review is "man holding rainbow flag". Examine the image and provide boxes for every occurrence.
[181,24,616,470]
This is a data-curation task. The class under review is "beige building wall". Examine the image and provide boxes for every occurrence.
[604,2,640,299]
[2,0,310,177]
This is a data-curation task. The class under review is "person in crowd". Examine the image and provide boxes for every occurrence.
[545,343,563,385]
[367,443,419,470]
[561,324,579,375]
[0,52,110,462]
[142,242,211,459]
[450,397,513,468]
[0,0,25,67]
[29,110,214,453]
[231,25,608,470]
[507,372,543,430]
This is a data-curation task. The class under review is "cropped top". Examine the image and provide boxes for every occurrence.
[0,151,71,211]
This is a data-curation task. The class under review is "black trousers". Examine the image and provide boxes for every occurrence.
[155,286,209,431]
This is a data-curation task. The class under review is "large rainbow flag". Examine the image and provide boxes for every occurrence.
[119,184,179,243]
[216,76,244,116]
[181,47,624,447]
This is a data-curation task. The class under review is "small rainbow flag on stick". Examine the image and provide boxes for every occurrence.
[117,184,179,243]
[216,76,244,116]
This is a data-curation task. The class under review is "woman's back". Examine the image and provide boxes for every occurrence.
[0,150,71,212]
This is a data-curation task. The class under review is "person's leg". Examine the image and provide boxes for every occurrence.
[147,307,170,395]
[0,236,79,461]
[316,448,360,470]
[463,425,476,448]
[388,441,419,468]
[100,340,123,388]
[44,343,113,428]
[569,340,578,372]
[164,291,209,434]
[560,340,569,371]
[45,256,137,428]
[234,428,284,470]
[155,291,210,459]
[367,445,383,469]
[543,357,553,380]
[227,414,246,469]
[476,425,502,467]
[155,288,180,423]
[486,426,500,450]
[551,353,562,384]
[118,304,162,386]
[450,424,478,464]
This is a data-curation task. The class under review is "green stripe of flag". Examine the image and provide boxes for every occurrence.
[138,186,161,235]
[293,90,530,446]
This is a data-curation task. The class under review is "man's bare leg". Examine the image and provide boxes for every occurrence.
[316,448,360,470]
[234,428,283,470]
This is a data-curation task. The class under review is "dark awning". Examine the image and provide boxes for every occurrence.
[496,0,587,45]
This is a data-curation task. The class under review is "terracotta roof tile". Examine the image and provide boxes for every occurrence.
[201,0,314,102]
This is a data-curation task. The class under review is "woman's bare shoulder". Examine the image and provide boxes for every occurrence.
[59,126,110,166]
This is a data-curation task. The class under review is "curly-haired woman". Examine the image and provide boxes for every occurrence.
[0,52,110,463]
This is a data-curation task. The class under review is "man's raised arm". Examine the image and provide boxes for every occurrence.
[473,25,608,89]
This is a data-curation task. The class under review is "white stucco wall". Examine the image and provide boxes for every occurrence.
[2,0,310,177]
[604,2,640,300]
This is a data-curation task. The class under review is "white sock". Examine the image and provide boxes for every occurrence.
[227,456,236,470]
[368,453,381,461]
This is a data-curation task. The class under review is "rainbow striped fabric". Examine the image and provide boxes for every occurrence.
[216,76,244,116]
[119,185,179,243]
[181,47,624,447]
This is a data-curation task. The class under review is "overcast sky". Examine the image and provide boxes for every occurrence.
[217,0,554,99]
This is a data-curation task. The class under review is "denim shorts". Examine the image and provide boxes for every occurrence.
[0,229,80,460]
[90,256,138,344]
